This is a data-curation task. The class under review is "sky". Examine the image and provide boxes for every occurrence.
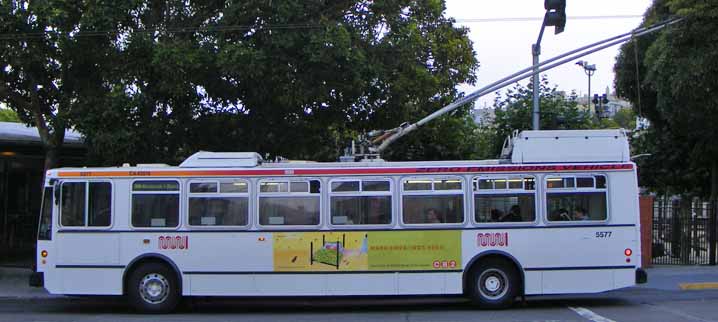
[443,0,653,108]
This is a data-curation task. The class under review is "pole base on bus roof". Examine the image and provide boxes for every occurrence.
[636,268,648,284]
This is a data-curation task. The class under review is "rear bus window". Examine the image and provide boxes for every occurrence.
[546,175,608,222]
[330,179,392,225]
[474,177,536,223]
[132,181,180,228]
[188,180,249,227]
[402,177,464,224]
[60,181,112,227]
[258,179,320,226]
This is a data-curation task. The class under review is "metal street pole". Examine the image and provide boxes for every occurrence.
[532,44,542,130]
[532,1,566,130]
[588,71,591,115]
[576,61,596,119]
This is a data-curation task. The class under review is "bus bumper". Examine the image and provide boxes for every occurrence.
[636,268,648,284]
[29,272,44,288]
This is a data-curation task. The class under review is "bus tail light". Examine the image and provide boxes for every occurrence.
[624,248,632,257]
[41,250,48,258]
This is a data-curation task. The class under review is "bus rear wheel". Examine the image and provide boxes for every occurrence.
[127,262,180,313]
[467,259,519,309]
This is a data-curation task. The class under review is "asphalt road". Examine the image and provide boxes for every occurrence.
[1,287,718,322]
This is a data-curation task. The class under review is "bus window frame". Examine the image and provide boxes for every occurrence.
[471,175,539,226]
[58,179,114,230]
[544,174,610,224]
[399,176,467,227]
[256,178,322,229]
[129,179,181,230]
[327,177,394,228]
[186,179,251,229]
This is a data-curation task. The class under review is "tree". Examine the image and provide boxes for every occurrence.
[0,1,130,171]
[614,0,718,198]
[485,77,595,156]
[67,0,479,165]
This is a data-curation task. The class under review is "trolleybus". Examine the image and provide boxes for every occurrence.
[32,129,646,313]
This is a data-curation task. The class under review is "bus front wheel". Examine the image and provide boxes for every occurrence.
[467,258,519,309]
[127,262,180,313]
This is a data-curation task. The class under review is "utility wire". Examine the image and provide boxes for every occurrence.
[0,15,644,41]
[454,14,643,23]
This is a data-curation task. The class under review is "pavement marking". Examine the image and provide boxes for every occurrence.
[643,303,716,322]
[679,282,718,290]
[568,307,617,322]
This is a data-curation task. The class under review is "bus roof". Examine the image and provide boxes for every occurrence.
[49,129,632,179]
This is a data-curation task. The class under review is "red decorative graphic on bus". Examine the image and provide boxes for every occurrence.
[476,232,509,247]
[158,236,189,250]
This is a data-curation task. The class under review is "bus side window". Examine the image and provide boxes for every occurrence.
[188,180,249,227]
[132,181,179,228]
[473,177,536,223]
[329,179,392,225]
[61,181,112,228]
[546,175,608,222]
[402,178,464,224]
[258,180,320,226]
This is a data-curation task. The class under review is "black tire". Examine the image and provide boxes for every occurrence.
[467,258,520,309]
[127,262,181,314]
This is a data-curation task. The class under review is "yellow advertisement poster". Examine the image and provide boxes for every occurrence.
[273,230,461,272]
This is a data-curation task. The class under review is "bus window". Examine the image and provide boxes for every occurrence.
[330,179,392,225]
[546,175,608,222]
[474,177,535,223]
[258,180,320,226]
[61,182,85,227]
[38,187,53,240]
[88,182,112,226]
[61,182,112,227]
[132,180,179,228]
[188,179,249,227]
[402,178,464,224]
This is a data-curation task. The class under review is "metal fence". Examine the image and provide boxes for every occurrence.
[652,198,717,265]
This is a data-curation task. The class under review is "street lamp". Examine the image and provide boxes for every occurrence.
[575,60,596,117]
[532,0,567,130]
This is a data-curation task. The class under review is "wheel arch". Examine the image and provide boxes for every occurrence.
[122,253,182,295]
[463,250,525,295]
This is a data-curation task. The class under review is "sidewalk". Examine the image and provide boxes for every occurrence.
[0,267,60,299]
[641,266,718,291]
[1,265,718,300]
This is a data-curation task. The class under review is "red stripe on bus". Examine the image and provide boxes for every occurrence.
[56,163,632,178]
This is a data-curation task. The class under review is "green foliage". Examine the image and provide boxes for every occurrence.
[63,0,478,165]
[614,0,718,197]
[0,108,20,122]
[484,77,597,156]
[612,108,636,130]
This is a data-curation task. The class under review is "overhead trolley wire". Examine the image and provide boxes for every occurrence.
[0,14,645,41]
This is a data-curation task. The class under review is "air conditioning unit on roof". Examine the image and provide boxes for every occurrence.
[510,129,630,163]
[179,152,263,168]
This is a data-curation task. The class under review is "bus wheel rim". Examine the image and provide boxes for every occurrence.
[478,268,509,300]
[139,273,170,305]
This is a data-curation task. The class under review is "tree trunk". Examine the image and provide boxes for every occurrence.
[43,146,59,174]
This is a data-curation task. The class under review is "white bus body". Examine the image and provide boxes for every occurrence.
[33,130,646,312]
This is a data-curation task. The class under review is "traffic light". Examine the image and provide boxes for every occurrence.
[544,0,566,34]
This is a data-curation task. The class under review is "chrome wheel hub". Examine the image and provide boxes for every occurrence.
[478,268,509,300]
[139,273,170,305]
